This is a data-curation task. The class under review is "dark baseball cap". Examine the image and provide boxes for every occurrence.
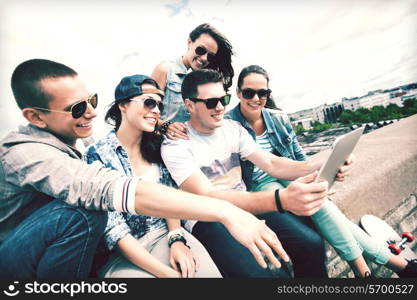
[114,74,164,101]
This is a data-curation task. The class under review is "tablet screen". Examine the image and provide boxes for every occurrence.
[316,126,364,188]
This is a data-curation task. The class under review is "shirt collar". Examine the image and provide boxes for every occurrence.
[104,129,125,153]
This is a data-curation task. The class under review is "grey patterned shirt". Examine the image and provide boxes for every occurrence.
[0,125,139,244]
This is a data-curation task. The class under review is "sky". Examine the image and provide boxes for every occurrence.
[1,0,416,140]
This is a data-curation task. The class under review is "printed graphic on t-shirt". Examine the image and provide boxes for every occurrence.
[200,153,246,191]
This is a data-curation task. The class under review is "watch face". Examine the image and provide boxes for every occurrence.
[168,234,187,247]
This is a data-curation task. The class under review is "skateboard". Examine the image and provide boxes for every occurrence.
[360,214,417,260]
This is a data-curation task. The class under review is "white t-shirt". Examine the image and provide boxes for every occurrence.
[161,119,259,191]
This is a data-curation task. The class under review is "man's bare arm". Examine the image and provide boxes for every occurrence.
[180,171,276,214]
[247,149,322,180]
[179,170,328,217]
[133,180,288,269]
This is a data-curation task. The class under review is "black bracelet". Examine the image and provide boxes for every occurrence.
[275,189,286,213]
[168,234,189,248]
[159,120,172,134]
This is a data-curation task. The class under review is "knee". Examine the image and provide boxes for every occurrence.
[59,207,107,238]
[86,210,108,235]
[304,230,325,254]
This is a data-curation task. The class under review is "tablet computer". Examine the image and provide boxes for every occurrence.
[315,126,364,188]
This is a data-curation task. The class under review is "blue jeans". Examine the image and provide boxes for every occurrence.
[192,212,327,278]
[312,200,391,264]
[0,200,107,278]
[258,180,391,265]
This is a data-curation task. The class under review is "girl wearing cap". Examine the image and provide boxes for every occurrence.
[152,23,234,140]
[225,64,417,278]
[84,75,221,278]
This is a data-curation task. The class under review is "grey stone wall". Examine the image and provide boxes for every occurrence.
[270,114,417,278]
[326,193,417,278]
[322,114,417,277]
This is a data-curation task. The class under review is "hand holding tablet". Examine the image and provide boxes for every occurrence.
[315,127,364,189]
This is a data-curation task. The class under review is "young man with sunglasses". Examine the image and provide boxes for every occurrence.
[0,59,290,278]
[160,68,350,277]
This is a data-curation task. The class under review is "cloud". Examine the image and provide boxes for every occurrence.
[1,0,416,138]
[164,0,190,17]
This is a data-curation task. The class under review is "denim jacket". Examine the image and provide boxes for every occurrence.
[160,57,191,123]
[225,104,306,191]
[84,130,176,250]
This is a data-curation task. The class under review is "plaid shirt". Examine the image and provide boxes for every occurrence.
[0,125,139,244]
[84,130,176,250]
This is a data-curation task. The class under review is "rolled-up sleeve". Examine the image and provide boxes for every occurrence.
[104,211,131,250]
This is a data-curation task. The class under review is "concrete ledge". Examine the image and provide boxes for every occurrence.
[312,114,417,277]
[314,114,417,223]
[271,115,417,277]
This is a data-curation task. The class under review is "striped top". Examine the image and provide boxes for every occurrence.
[252,131,275,184]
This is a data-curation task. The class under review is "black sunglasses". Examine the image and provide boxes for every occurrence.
[189,94,231,109]
[32,93,98,119]
[195,46,216,62]
[240,88,271,100]
[130,98,164,113]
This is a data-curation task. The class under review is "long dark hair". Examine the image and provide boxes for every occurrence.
[105,78,164,164]
[237,64,280,110]
[189,23,234,90]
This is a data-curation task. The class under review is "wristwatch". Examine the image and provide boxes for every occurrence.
[168,234,189,248]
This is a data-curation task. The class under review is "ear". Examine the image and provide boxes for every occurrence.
[184,99,194,113]
[118,102,129,114]
[187,38,192,48]
[22,108,47,128]
[236,87,242,99]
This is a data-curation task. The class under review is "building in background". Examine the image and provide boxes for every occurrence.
[289,82,417,129]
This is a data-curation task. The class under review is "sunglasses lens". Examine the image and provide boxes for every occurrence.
[195,46,207,56]
[242,89,270,99]
[221,94,231,106]
[205,95,231,109]
[144,98,164,113]
[258,89,270,98]
[242,89,256,99]
[89,94,98,108]
[71,101,87,118]
[144,98,156,109]
[205,99,219,109]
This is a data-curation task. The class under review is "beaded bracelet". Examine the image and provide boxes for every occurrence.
[159,120,172,134]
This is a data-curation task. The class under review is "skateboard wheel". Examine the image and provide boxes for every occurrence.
[402,232,415,242]
[388,244,402,255]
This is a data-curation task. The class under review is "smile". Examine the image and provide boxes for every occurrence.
[144,117,157,124]
[76,122,91,128]
[247,102,261,108]
[194,57,206,68]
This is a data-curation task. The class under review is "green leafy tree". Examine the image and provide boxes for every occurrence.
[309,121,335,133]
[370,106,385,122]
[402,98,417,116]
[294,124,306,135]
[339,110,357,124]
